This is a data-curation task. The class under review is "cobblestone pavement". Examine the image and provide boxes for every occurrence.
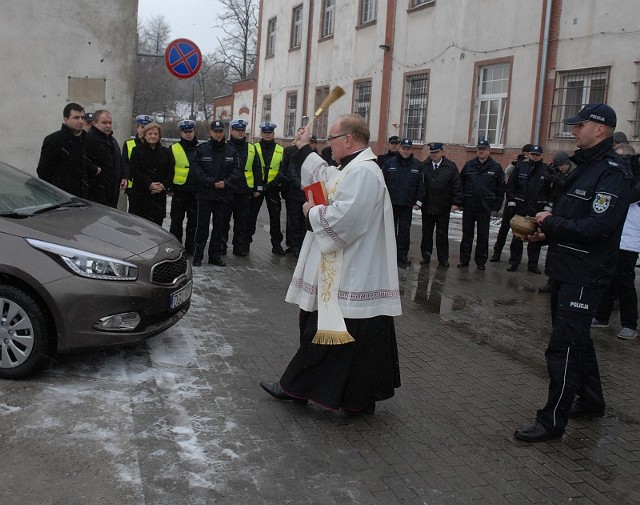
[1,209,639,504]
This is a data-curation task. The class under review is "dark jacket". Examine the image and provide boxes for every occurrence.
[507,159,550,217]
[382,154,424,207]
[87,126,123,207]
[283,144,316,202]
[36,124,98,199]
[459,156,505,213]
[541,137,632,287]
[129,142,174,224]
[228,136,262,194]
[194,138,240,201]
[419,156,463,214]
[377,150,399,169]
[170,137,200,193]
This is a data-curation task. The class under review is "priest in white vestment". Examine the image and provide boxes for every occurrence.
[260,114,402,414]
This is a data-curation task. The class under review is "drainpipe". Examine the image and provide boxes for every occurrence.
[533,0,553,144]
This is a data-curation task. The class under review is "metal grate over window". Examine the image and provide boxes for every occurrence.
[402,73,429,144]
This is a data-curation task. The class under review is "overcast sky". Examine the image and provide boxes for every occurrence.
[137,0,225,54]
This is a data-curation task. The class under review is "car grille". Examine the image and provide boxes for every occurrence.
[151,255,189,285]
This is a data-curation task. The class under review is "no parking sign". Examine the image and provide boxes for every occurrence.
[164,38,202,79]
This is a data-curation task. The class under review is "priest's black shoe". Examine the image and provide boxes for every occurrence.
[514,421,563,442]
[259,381,307,404]
[343,402,375,416]
[209,258,226,267]
[272,245,286,256]
[457,262,469,268]
[569,402,605,419]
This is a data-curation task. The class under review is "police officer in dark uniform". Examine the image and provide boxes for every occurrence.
[192,120,241,267]
[419,142,463,268]
[225,119,262,256]
[458,140,505,270]
[515,103,632,442]
[247,122,287,255]
[377,135,401,168]
[169,120,199,256]
[381,138,424,266]
[505,144,550,274]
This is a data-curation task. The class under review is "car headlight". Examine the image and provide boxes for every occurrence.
[26,238,138,281]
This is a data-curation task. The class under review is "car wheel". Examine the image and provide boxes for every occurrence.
[0,286,53,380]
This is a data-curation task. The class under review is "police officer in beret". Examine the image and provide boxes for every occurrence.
[225,118,262,256]
[247,122,287,255]
[169,120,199,256]
[515,104,632,442]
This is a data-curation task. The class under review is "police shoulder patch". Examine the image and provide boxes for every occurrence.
[593,193,612,214]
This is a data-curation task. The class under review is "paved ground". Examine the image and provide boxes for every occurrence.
[1,208,639,504]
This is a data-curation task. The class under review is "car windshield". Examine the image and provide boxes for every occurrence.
[0,160,73,215]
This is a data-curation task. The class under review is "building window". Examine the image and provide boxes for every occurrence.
[290,5,303,49]
[550,67,610,138]
[266,17,277,57]
[473,62,510,146]
[314,86,330,139]
[402,73,429,143]
[359,0,376,24]
[321,0,335,38]
[285,92,298,138]
[353,80,372,124]
[410,0,435,8]
[262,96,272,123]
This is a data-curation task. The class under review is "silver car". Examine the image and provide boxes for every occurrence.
[0,160,192,379]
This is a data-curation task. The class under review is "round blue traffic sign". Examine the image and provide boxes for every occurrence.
[164,38,202,79]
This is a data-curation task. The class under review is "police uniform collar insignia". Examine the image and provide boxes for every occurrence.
[593,193,612,214]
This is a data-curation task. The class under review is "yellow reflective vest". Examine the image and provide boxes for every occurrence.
[170,143,190,185]
[255,143,284,184]
[125,138,137,188]
[244,143,256,188]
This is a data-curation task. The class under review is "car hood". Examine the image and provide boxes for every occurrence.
[1,203,179,259]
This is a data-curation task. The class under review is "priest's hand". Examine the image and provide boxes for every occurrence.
[303,190,315,217]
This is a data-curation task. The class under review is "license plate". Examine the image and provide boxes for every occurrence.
[169,282,192,310]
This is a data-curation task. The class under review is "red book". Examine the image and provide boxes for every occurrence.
[303,181,328,205]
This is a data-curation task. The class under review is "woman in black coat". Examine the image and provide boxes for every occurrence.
[128,123,174,225]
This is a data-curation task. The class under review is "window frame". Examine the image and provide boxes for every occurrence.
[358,0,376,26]
[262,95,272,124]
[549,67,611,139]
[352,79,372,125]
[284,91,298,138]
[401,71,430,144]
[290,4,303,50]
[470,59,512,147]
[314,86,330,139]
[266,17,277,58]
[321,0,336,39]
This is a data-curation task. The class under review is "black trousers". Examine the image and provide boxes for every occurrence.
[536,280,605,433]
[193,198,228,262]
[459,208,490,266]
[421,211,451,262]
[169,191,198,255]
[492,205,516,255]
[392,205,413,261]
[285,197,306,253]
[595,249,639,329]
[508,235,543,268]
[247,191,283,247]
[222,192,251,253]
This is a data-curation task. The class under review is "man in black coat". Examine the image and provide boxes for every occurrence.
[37,103,100,198]
[506,144,550,273]
[458,140,505,270]
[192,120,241,267]
[419,142,462,268]
[377,135,400,168]
[382,138,424,266]
[87,109,126,208]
